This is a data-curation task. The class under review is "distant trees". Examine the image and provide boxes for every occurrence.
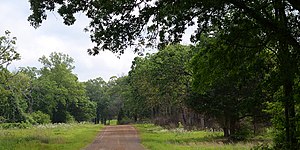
[0,30,20,67]
[128,45,196,127]
[84,77,107,124]
[84,76,134,125]
[0,34,96,124]
[0,30,24,123]
[32,52,95,123]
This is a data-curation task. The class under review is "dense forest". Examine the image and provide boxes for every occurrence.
[0,0,299,149]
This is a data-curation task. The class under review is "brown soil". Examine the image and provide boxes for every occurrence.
[83,125,145,150]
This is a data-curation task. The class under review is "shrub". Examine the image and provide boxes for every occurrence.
[66,112,76,123]
[30,111,51,124]
[251,143,273,150]
[0,122,31,129]
[0,116,7,123]
[117,116,134,125]
[230,117,253,141]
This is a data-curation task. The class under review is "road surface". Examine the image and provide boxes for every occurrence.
[84,125,145,150]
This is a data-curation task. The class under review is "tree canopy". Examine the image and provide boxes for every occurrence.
[28,0,299,55]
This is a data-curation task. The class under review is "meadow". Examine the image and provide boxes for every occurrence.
[135,124,271,150]
[0,123,103,150]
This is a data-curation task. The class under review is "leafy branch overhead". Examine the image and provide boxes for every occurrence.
[28,0,299,55]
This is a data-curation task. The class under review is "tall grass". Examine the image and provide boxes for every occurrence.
[0,123,103,150]
[135,124,270,150]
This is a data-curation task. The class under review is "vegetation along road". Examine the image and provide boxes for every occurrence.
[84,125,145,150]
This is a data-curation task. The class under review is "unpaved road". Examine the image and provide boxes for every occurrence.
[84,125,145,150]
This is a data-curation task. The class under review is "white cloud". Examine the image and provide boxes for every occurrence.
[0,0,138,82]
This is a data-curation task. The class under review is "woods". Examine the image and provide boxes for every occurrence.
[0,0,299,149]
[0,35,95,124]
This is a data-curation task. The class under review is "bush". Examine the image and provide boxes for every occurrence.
[251,143,273,150]
[230,117,253,141]
[0,116,7,123]
[66,112,76,123]
[0,122,32,129]
[30,111,51,124]
[117,116,134,125]
[25,114,37,124]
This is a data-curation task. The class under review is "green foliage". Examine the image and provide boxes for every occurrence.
[0,70,29,123]
[117,116,134,125]
[251,143,273,150]
[0,31,26,123]
[0,122,32,129]
[66,112,76,123]
[127,44,195,127]
[189,36,269,138]
[30,111,51,124]
[0,30,20,68]
[32,52,95,123]
[264,99,293,149]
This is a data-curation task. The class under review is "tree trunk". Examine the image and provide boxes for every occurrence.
[283,77,297,149]
[181,107,187,126]
[229,118,237,137]
[253,115,257,135]
[276,0,298,148]
[278,40,297,149]
[223,116,230,137]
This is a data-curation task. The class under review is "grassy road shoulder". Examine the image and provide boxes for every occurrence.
[0,123,103,150]
[135,124,270,150]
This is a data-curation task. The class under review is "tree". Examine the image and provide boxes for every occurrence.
[35,52,95,123]
[106,76,128,124]
[0,71,30,123]
[84,77,108,124]
[0,30,24,123]
[0,30,20,68]
[146,45,193,127]
[128,45,205,128]
[28,1,300,148]
[19,67,39,113]
[129,54,159,121]
[189,36,270,138]
[27,1,299,53]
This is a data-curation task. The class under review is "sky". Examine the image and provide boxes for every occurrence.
[0,0,141,82]
[0,0,193,82]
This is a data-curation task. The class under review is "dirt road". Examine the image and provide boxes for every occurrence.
[84,125,145,150]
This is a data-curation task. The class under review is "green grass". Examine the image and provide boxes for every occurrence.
[108,119,118,125]
[135,124,269,150]
[0,123,103,150]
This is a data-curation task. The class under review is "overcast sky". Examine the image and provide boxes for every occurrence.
[0,0,142,82]
[0,1,193,82]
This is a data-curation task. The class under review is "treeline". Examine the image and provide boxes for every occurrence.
[87,41,300,148]
[0,31,95,124]
[102,44,271,139]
